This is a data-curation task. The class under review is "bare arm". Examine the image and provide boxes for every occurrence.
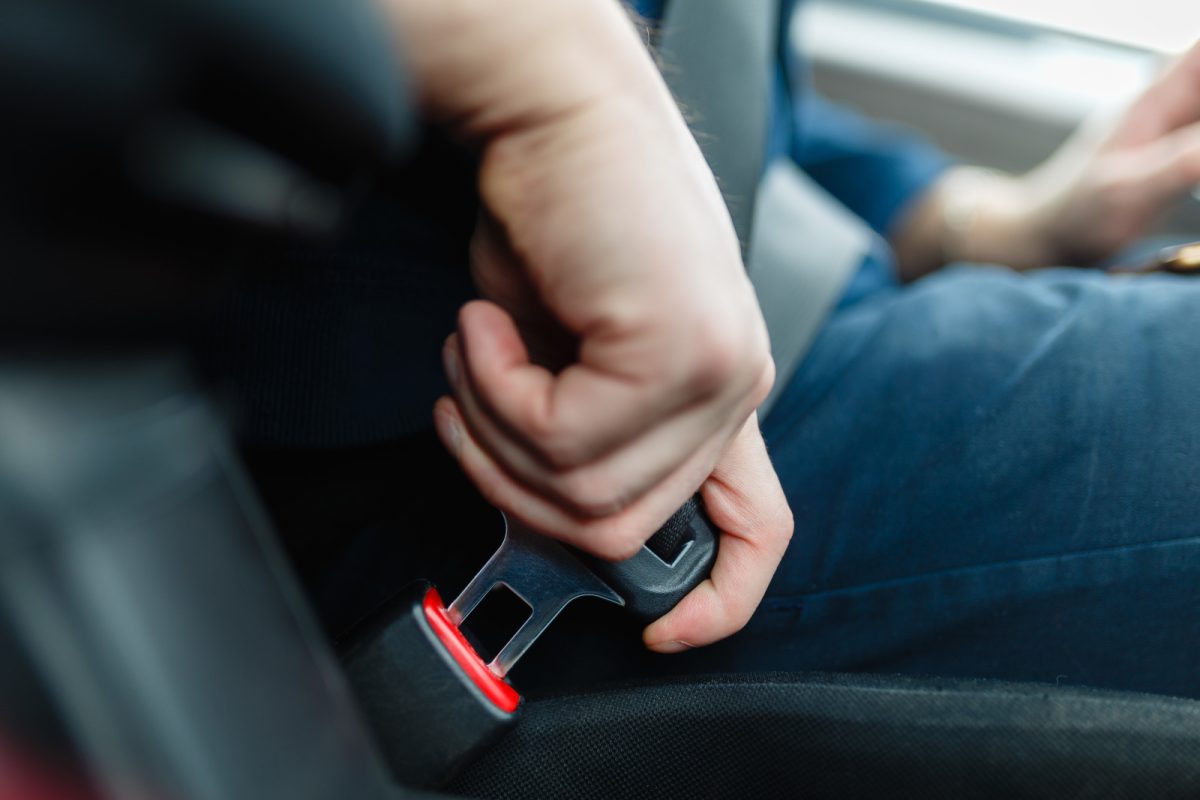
[376,0,793,648]
[892,42,1200,280]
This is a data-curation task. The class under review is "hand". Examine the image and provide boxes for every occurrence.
[1022,40,1200,266]
[894,41,1200,277]
[643,414,793,652]
[382,0,778,609]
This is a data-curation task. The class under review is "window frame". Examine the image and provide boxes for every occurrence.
[840,0,1189,55]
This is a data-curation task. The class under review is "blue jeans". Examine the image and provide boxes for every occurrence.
[701,264,1200,699]
[481,262,1200,698]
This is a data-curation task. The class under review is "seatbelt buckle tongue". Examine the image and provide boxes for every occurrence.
[447,514,623,678]
[448,496,719,677]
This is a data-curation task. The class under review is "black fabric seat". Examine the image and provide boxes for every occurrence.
[9,6,1200,799]
[449,672,1200,799]
[4,361,1200,799]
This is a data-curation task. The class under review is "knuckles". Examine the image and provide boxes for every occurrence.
[528,426,590,471]
[677,314,773,404]
[679,327,744,398]
[511,403,594,471]
[751,354,777,409]
[552,469,635,519]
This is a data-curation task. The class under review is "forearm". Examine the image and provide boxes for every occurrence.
[376,0,673,141]
[889,92,1180,281]
[890,166,1060,281]
[375,0,734,328]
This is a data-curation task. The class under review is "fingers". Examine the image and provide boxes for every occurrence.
[1061,119,1200,260]
[1117,40,1200,145]
[1138,120,1200,195]
[448,300,773,517]
[642,416,794,652]
[433,394,734,560]
[457,299,767,467]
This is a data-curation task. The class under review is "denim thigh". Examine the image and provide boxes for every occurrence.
[704,266,1200,697]
[506,266,1200,697]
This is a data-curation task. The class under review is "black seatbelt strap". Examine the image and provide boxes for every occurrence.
[659,0,777,252]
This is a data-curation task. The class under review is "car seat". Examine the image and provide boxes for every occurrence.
[4,2,1200,797]
[2,360,1199,800]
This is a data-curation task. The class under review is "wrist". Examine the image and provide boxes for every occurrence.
[893,166,1058,280]
[945,167,1059,271]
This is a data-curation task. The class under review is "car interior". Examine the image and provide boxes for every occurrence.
[4,1,1200,798]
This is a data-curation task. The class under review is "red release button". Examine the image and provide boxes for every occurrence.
[422,587,521,714]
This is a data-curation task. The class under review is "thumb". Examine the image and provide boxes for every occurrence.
[642,416,793,652]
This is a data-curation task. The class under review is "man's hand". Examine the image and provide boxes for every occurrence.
[379,0,786,645]
[894,41,1200,278]
[1028,40,1200,265]
[643,414,793,652]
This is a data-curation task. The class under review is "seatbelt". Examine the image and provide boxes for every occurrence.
[660,0,871,414]
[659,0,775,250]
[750,162,867,411]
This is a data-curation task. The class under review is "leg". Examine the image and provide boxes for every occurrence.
[709,266,1200,697]
[482,265,1200,696]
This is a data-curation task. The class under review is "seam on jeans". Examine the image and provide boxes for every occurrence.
[763,533,1200,605]
[885,286,1091,507]
[1069,439,1102,545]
[995,290,1083,398]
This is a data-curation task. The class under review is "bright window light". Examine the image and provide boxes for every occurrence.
[910,0,1200,53]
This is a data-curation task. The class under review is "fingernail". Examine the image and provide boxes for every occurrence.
[435,404,463,456]
[648,640,694,654]
[444,345,461,387]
